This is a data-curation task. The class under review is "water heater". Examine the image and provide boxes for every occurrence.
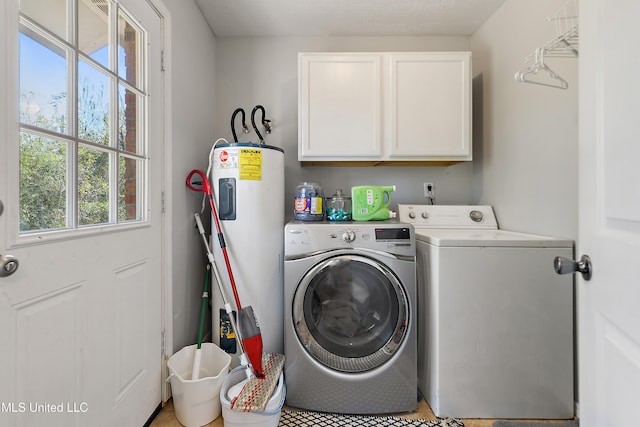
[210,142,285,364]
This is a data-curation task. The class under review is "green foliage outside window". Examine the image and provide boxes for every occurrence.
[19,87,129,232]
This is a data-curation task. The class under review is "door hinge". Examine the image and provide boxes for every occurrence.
[161,49,165,72]
[161,329,166,355]
[161,191,166,213]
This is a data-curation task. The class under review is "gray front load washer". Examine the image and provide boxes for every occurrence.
[284,221,417,414]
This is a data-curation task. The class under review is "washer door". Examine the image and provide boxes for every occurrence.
[292,254,409,373]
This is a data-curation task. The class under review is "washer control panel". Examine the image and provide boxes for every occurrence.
[397,205,498,229]
[284,222,415,257]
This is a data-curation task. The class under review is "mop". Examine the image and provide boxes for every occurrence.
[194,213,252,377]
[188,165,286,408]
[194,212,285,411]
[187,169,265,378]
[228,352,285,412]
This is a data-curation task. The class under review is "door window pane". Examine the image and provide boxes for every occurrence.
[119,156,141,221]
[118,13,140,87]
[19,31,68,134]
[78,146,110,225]
[19,132,68,232]
[78,0,109,69]
[119,83,142,154]
[78,60,111,145]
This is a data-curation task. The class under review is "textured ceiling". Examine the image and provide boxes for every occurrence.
[195,0,507,37]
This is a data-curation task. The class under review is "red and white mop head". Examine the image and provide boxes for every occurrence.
[231,352,285,412]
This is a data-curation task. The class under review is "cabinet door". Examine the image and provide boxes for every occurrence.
[298,54,382,160]
[387,53,471,159]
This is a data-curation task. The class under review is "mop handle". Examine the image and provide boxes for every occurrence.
[194,213,247,357]
[197,265,210,350]
[187,170,243,310]
[194,213,216,266]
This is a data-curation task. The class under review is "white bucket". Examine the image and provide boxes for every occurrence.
[167,343,232,427]
[220,365,286,427]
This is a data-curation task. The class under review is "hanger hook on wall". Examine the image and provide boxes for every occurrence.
[251,105,272,144]
[231,108,250,142]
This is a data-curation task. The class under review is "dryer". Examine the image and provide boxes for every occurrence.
[284,221,417,414]
[398,205,574,419]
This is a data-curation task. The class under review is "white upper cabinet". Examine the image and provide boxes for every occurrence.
[387,53,471,159]
[298,53,383,159]
[298,52,472,164]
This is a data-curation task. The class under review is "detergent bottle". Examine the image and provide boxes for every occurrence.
[294,182,324,221]
[351,185,396,221]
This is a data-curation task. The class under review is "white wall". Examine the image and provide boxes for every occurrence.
[214,36,475,218]
[214,22,577,236]
[162,0,217,352]
[470,0,578,239]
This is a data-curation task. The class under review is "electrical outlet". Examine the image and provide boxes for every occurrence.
[423,182,435,199]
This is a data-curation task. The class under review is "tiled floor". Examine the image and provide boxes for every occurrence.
[149,397,574,427]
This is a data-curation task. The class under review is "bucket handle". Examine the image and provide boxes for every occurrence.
[165,373,175,383]
[264,383,286,416]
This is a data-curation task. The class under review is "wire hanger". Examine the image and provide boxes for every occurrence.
[514,0,577,90]
[514,48,569,90]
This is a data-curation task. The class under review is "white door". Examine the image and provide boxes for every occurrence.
[0,0,164,426]
[578,0,640,426]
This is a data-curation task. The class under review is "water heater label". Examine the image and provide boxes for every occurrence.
[239,148,262,181]
[215,148,238,169]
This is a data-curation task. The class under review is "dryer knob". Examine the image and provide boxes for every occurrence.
[408,212,416,219]
[421,212,429,219]
[343,230,356,243]
[470,210,484,222]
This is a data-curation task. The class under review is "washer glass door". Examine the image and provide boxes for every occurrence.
[293,254,409,372]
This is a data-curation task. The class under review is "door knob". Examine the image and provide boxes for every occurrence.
[0,254,19,277]
[554,254,592,281]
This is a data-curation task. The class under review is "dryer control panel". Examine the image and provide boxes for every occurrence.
[397,204,498,229]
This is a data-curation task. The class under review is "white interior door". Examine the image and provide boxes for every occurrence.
[579,0,640,426]
[0,0,164,426]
